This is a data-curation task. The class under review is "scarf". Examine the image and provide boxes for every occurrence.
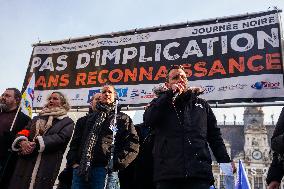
[33,107,67,140]
[28,107,67,189]
[78,102,115,180]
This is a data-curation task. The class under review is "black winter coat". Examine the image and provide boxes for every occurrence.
[266,107,284,184]
[270,107,284,153]
[0,110,31,160]
[67,109,139,171]
[118,123,155,189]
[0,110,31,188]
[144,90,231,183]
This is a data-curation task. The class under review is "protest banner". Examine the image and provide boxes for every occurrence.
[23,10,284,108]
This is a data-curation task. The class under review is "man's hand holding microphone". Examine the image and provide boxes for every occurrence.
[171,81,186,102]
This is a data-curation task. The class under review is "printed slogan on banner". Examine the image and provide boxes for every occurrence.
[23,10,284,107]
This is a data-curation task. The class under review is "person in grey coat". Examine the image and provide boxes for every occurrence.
[8,91,74,189]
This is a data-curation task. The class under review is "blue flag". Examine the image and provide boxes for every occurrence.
[235,160,251,189]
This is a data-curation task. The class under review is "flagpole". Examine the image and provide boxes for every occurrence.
[10,73,35,131]
[9,105,21,132]
[105,99,120,189]
[0,72,35,186]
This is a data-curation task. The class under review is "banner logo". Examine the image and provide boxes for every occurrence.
[201,85,215,94]
[116,87,128,101]
[71,93,84,102]
[218,84,247,91]
[88,89,101,102]
[251,81,280,90]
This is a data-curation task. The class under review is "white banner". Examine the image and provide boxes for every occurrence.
[23,10,284,108]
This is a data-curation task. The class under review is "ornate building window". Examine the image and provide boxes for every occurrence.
[254,176,263,189]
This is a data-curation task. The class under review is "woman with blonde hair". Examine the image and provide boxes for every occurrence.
[8,91,74,189]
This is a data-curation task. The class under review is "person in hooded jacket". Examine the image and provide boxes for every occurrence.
[144,65,235,189]
[117,85,205,189]
[67,84,139,189]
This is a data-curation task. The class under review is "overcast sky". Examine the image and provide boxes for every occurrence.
[0,0,283,122]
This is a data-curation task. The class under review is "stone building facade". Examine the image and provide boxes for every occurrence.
[212,107,282,189]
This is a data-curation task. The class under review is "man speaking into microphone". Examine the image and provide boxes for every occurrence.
[144,65,235,189]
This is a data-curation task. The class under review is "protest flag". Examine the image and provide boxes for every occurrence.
[9,73,35,132]
[20,73,35,118]
[235,160,251,189]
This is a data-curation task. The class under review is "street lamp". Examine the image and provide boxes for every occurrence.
[233,114,236,125]
[223,114,226,125]
[271,114,274,125]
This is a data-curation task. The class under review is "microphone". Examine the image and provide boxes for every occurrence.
[172,92,179,102]
[172,82,185,102]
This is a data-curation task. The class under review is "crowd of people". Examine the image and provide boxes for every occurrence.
[0,65,283,189]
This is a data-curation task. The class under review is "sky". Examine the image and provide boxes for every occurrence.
[0,0,283,123]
